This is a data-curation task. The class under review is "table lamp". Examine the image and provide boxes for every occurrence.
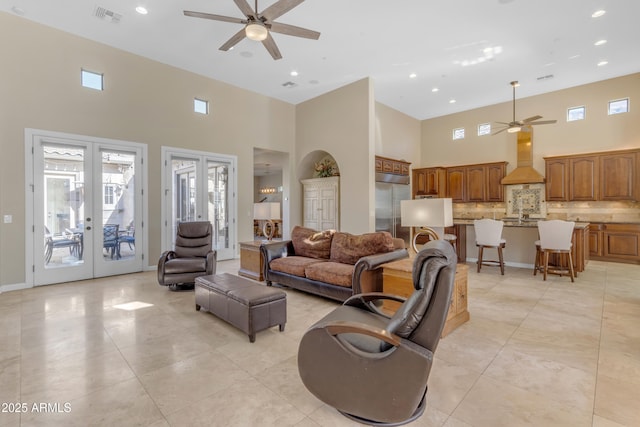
[401,198,453,253]
[253,202,280,241]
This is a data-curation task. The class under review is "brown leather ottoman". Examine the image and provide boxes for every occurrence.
[195,273,286,342]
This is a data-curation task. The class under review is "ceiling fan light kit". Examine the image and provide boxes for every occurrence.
[184,0,320,60]
[246,22,268,41]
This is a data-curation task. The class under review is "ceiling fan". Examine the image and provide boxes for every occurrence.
[184,0,320,60]
[493,81,557,135]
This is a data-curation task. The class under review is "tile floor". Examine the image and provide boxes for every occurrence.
[0,259,639,426]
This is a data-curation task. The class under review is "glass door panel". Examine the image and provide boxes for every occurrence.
[35,142,93,284]
[208,161,231,256]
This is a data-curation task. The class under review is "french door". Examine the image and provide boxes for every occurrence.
[162,148,236,260]
[27,130,146,286]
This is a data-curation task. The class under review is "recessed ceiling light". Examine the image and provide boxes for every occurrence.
[449,99,456,104]
[10,6,25,15]
[594,39,607,46]
[290,70,298,77]
[597,60,609,66]
[409,73,417,79]
[432,87,439,93]
[592,10,606,18]
[135,6,148,15]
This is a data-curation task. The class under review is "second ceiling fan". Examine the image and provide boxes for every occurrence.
[184,0,320,60]
[493,81,557,135]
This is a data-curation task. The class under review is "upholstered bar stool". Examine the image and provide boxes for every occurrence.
[534,220,575,282]
[473,219,506,275]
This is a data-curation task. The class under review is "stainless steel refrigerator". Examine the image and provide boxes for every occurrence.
[375,182,411,248]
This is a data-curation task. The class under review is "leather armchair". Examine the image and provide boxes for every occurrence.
[297,240,457,426]
[157,221,217,290]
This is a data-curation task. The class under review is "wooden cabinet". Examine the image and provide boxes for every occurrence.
[600,152,639,201]
[466,165,486,201]
[382,260,469,337]
[301,177,339,231]
[545,158,570,201]
[239,241,264,281]
[486,163,507,202]
[375,155,410,176]
[570,156,599,201]
[590,223,640,264]
[545,149,639,202]
[412,167,446,198]
[446,167,466,202]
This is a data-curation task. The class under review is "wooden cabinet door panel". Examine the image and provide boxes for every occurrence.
[412,169,427,197]
[486,163,506,202]
[447,168,466,202]
[546,159,569,201]
[600,153,637,201]
[570,156,598,201]
[466,166,485,201]
[605,233,639,258]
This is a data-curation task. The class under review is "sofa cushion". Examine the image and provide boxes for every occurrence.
[291,226,335,259]
[269,256,327,278]
[330,231,395,265]
[305,262,354,288]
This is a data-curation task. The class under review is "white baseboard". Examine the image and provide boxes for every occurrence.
[0,282,31,293]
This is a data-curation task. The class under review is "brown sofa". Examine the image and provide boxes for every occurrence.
[261,226,408,302]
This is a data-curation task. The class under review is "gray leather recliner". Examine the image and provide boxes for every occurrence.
[297,240,457,426]
[157,221,216,290]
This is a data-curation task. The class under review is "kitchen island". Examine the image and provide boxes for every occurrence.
[452,219,590,272]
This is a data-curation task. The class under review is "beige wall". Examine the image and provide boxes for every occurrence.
[0,13,296,286]
[296,78,375,233]
[374,102,421,164]
[421,73,640,173]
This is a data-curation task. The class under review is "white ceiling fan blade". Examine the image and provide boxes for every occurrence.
[261,0,305,21]
[522,115,543,123]
[262,33,282,60]
[219,28,247,51]
[233,0,256,18]
[270,22,320,39]
[530,120,558,125]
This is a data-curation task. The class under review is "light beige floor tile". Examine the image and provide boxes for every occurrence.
[165,377,305,426]
[0,357,20,407]
[255,355,324,416]
[19,377,165,427]
[20,349,136,404]
[594,374,640,426]
[442,417,473,427]
[139,350,251,416]
[592,414,629,427]
[483,347,596,413]
[452,376,592,427]
[426,357,482,415]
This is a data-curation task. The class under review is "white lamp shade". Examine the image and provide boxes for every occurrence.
[401,198,453,228]
[253,202,280,220]
[245,22,268,41]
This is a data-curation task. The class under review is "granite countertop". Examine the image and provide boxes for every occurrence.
[453,219,590,229]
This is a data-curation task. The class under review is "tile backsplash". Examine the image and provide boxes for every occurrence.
[453,200,639,223]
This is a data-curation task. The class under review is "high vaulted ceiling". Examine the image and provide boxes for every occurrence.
[2,0,639,120]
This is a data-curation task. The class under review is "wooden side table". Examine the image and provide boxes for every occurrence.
[381,258,469,337]
[239,241,265,281]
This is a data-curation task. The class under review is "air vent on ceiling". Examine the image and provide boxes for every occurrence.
[94,6,122,23]
[282,81,297,88]
[536,74,554,81]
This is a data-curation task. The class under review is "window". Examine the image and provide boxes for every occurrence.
[452,128,465,140]
[477,123,491,136]
[567,106,586,121]
[194,98,209,115]
[608,98,629,115]
[81,69,103,90]
[104,184,115,206]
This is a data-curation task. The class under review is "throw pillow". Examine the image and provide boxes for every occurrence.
[330,231,395,265]
[291,226,335,259]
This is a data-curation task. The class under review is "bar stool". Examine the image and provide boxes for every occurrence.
[534,220,575,282]
[473,219,506,275]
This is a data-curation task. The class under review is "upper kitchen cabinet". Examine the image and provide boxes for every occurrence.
[545,148,640,202]
[600,151,639,201]
[448,162,507,203]
[446,167,466,202]
[412,167,446,198]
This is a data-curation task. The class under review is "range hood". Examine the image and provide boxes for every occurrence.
[501,127,545,185]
